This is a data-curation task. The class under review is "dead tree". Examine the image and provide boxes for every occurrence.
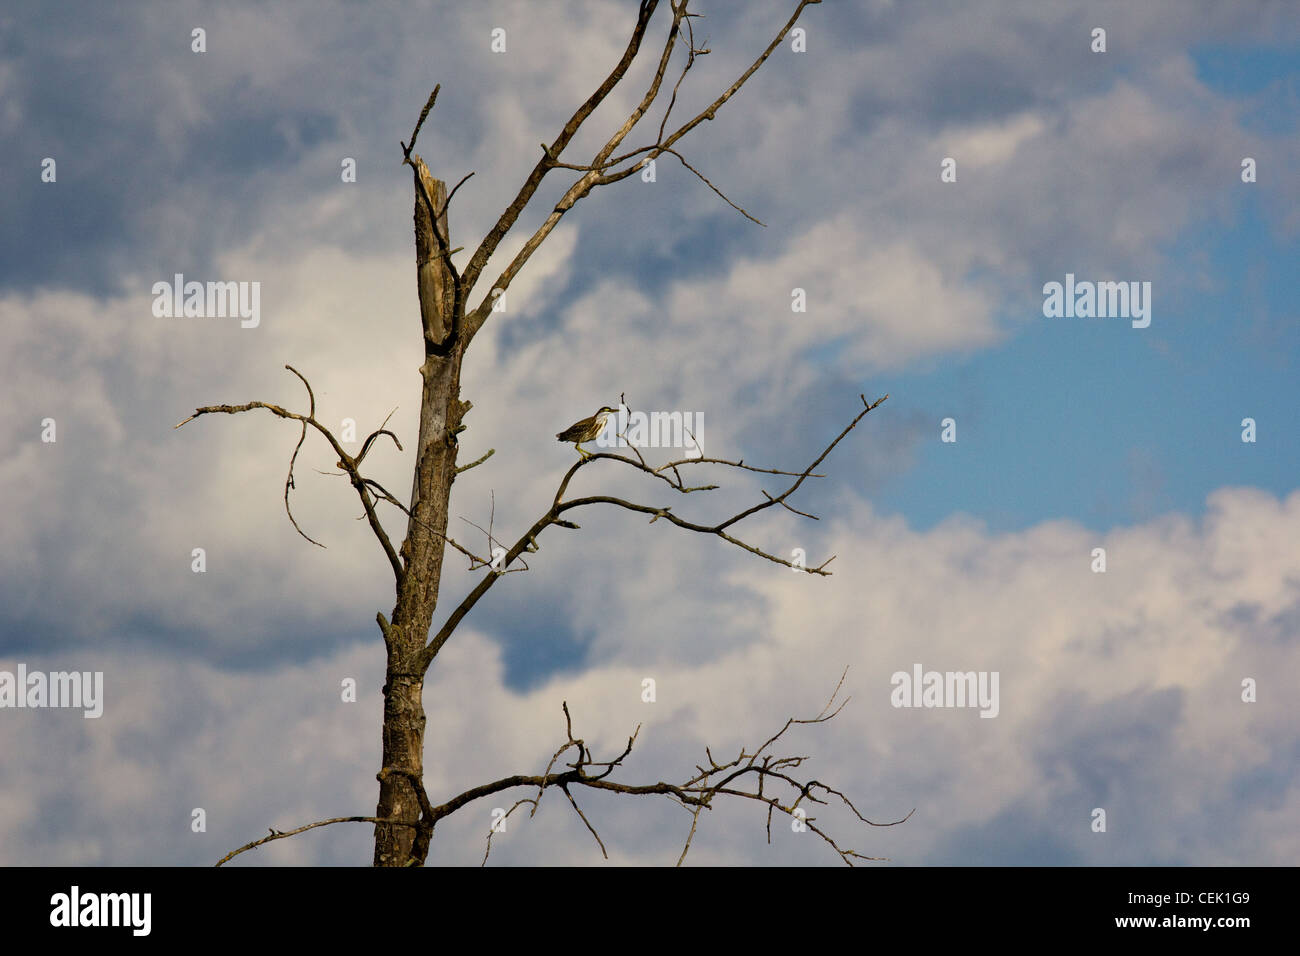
[179,0,905,867]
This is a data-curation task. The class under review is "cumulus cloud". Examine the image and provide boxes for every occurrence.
[2,487,1294,865]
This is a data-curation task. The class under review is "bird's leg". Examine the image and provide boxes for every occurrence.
[575,442,592,460]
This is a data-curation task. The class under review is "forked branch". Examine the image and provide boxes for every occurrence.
[421,393,887,671]
[460,0,663,297]
[460,0,820,344]
[174,365,405,582]
[470,670,913,866]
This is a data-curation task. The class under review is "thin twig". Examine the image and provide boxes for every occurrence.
[174,365,404,581]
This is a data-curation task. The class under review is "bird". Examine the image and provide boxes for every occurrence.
[556,406,617,459]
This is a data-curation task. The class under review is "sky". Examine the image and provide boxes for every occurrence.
[0,0,1296,866]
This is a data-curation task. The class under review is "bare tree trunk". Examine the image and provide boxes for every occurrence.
[372,165,467,866]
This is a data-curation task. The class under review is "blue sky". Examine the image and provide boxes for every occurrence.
[0,0,1297,867]
[874,196,1298,532]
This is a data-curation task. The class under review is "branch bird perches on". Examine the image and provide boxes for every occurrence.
[421,393,888,671]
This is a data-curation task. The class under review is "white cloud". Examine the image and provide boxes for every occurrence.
[2,486,1295,865]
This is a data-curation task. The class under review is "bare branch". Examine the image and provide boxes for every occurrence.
[712,392,887,534]
[525,142,762,225]
[660,456,821,478]
[562,784,608,859]
[455,448,495,474]
[462,1,820,343]
[440,171,476,216]
[584,2,688,173]
[657,3,706,145]
[461,0,663,298]
[661,146,765,225]
[402,84,440,157]
[459,502,530,574]
[215,815,400,867]
[420,394,885,671]
[676,807,704,866]
[481,797,536,865]
[174,365,405,582]
[363,477,492,570]
[284,417,325,549]
[456,686,908,866]
[462,4,685,339]
[218,768,438,867]
[763,488,818,520]
[554,394,888,567]
[596,0,823,188]
[349,427,403,470]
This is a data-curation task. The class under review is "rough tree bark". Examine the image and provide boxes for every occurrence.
[372,164,459,866]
